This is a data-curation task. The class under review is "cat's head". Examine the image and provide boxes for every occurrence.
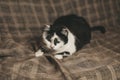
[42,25,68,51]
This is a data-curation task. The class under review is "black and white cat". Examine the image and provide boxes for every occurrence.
[35,14,106,59]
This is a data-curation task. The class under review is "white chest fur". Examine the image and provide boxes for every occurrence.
[55,30,76,55]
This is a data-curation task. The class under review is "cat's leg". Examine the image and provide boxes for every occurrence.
[62,52,70,57]
[54,54,63,59]
[54,51,70,59]
[35,49,44,57]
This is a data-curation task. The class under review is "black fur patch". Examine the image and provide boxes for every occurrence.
[51,14,106,51]
[46,26,68,44]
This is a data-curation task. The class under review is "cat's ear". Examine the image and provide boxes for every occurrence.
[61,28,68,36]
[43,24,51,31]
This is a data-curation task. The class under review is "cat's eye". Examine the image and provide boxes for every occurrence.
[46,32,53,42]
[46,34,52,42]
[54,38,60,45]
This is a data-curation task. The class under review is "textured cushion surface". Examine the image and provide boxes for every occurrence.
[0,0,120,80]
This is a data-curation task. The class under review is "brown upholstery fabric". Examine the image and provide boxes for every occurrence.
[0,0,120,80]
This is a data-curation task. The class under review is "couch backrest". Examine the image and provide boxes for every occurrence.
[0,0,120,43]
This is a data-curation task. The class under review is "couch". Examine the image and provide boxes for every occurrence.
[0,0,120,80]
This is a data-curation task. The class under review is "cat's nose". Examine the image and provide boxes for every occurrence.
[50,45,54,49]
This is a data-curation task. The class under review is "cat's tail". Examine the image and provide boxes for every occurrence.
[91,26,106,34]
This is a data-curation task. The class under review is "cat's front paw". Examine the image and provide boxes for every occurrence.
[54,55,63,59]
[35,50,44,57]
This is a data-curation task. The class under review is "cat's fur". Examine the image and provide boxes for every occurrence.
[35,14,106,59]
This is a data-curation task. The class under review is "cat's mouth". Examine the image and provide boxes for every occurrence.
[48,45,55,50]
[49,46,60,51]
[50,46,55,50]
